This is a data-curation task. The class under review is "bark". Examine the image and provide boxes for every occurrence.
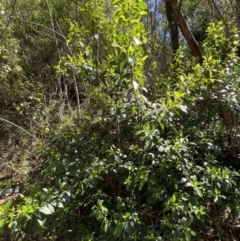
[236,0,240,30]
[166,0,203,63]
[165,0,179,53]
[73,75,81,122]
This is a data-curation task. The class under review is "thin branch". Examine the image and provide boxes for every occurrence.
[20,22,67,48]
[55,20,67,42]
[18,19,67,42]
[0,117,37,139]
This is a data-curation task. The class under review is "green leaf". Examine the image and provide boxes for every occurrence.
[120,60,126,73]
[51,200,64,208]
[137,1,147,9]
[100,205,108,213]
[123,212,130,218]
[104,222,109,232]
[112,0,122,5]
[95,210,103,220]
[185,230,191,241]
[4,201,12,212]
[39,207,52,215]
[133,36,141,46]
[0,219,6,229]
[39,204,54,215]
[96,175,104,181]
[138,77,145,87]
[139,179,145,191]
[195,187,202,197]
[132,105,137,114]
[180,75,184,82]
[128,57,135,66]
[172,194,176,203]
[133,80,139,90]
[46,203,55,213]
[113,225,120,237]
[37,218,46,227]
[160,123,164,131]
[180,105,188,113]
[125,225,132,235]
[139,10,147,15]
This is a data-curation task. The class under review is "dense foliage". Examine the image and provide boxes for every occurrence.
[0,0,240,240]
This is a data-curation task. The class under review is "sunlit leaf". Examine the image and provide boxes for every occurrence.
[39,204,54,215]
[0,219,5,229]
[37,218,46,227]
[172,194,176,203]
[133,80,139,90]
[180,105,188,113]
[133,36,141,46]
[195,187,202,197]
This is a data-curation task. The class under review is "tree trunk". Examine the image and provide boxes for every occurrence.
[166,0,203,63]
[165,0,179,53]
[236,0,240,30]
